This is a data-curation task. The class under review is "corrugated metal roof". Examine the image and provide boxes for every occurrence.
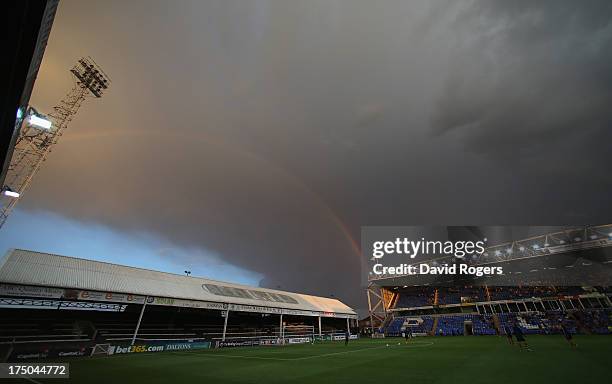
[0,249,355,315]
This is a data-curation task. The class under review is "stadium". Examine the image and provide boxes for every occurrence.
[1,1,612,383]
[0,227,610,383]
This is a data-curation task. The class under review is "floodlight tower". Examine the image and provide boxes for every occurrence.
[0,57,111,228]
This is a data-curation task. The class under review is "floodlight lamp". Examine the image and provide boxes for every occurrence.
[2,187,19,198]
[28,114,52,130]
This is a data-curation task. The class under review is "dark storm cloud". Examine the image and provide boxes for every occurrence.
[16,0,612,312]
[433,0,612,160]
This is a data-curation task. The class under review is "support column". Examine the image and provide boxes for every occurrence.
[346,317,350,334]
[279,314,283,343]
[131,296,148,346]
[222,309,229,341]
[367,288,374,334]
[318,316,322,337]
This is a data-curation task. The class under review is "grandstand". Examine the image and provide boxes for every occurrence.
[367,226,612,339]
[380,285,611,337]
[0,249,357,361]
[367,225,612,337]
[372,282,611,338]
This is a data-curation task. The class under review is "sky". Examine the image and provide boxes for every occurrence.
[1,0,611,313]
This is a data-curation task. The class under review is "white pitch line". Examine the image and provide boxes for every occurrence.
[291,342,434,361]
[171,341,434,362]
[171,352,292,361]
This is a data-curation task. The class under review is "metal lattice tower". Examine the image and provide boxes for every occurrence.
[0,57,110,228]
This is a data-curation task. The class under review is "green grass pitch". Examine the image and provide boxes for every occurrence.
[21,335,611,383]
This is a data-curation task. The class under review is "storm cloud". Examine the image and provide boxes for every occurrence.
[9,0,612,312]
